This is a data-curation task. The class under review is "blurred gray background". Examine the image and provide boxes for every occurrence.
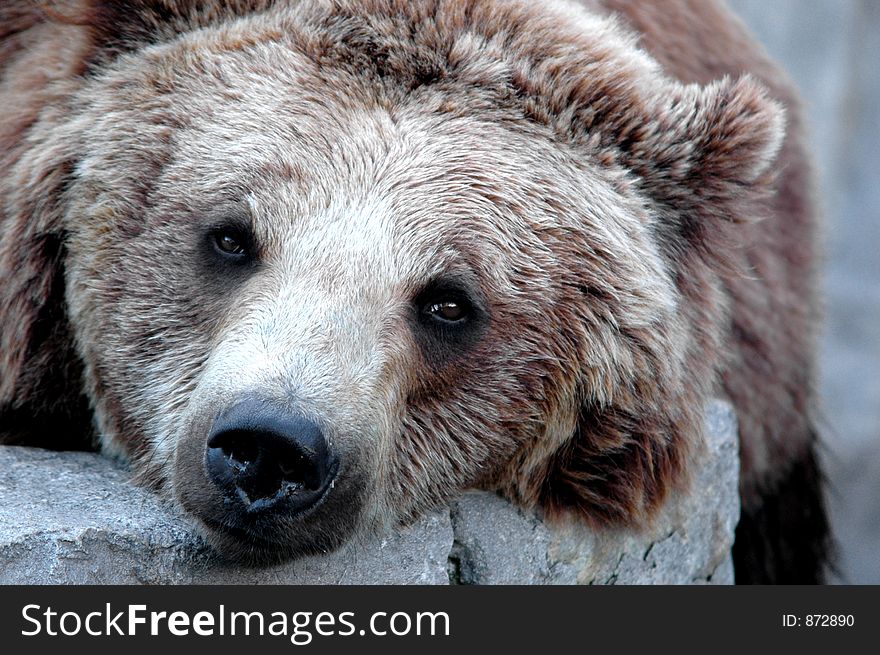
[727,0,880,583]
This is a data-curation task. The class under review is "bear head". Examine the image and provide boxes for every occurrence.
[0,0,783,561]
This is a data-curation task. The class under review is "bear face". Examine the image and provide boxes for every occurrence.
[1,0,784,562]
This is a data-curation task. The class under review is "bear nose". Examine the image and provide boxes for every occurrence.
[205,400,337,515]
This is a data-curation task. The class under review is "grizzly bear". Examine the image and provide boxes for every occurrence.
[0,0,829,583]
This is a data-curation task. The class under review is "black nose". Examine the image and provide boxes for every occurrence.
[205,400,337,515]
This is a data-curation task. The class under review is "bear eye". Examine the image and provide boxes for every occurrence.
[424,299,468,323]
[211,229,249,259]
[412,279,485,364]
[417,284,474,326]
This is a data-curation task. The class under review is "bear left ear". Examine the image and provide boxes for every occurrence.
[620,75,785,234]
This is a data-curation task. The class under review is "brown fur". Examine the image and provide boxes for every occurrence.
[0,0,826,580]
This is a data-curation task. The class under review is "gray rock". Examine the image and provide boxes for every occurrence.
[448,400,740,585]
[0,400,739,584]
[0,448,452,584]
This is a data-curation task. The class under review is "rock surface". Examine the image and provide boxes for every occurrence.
[0,400,738,584]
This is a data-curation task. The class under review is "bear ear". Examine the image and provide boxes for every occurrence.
[618,75,785,249]
[631,75,785,206]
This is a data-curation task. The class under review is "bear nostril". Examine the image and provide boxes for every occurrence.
[218,433,259,470]
[278,451,320,489]
[205,400,337,515]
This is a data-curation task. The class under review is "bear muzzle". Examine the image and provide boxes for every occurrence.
[173,388,369,563]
